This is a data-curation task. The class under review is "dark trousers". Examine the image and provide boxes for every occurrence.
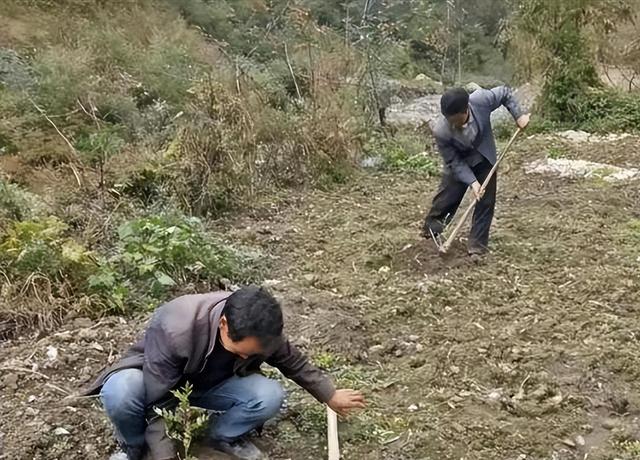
[423,159,497,250]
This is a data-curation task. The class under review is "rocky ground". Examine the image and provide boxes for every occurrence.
[1,133,640,460]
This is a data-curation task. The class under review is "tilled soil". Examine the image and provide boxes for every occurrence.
[1,134,640,460]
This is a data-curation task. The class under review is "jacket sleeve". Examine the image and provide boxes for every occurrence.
[478,86,525,120]
[266,339,336,403]
[142,315,186,407]
[436,136,477,185]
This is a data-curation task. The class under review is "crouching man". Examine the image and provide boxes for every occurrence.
[84,286,365,460]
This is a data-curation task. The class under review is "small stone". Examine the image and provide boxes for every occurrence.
[602,418,620,430]
[451,422,465,433]
[547,394,563,406]
[450,365,460,375]
[89,342,104,352]
[262,279,282,288]
[53,427,70,436]
[2,373,18,390]
[561,438,576,448]
[27,395,37,403]
[109,453,129,460]
[25,407,38,416]
[378,266,390,274]
[407,404,419,412]
[415,343,424,352]
[394,349,403,358]
[84,444,96,453]
[303,274,316,283]
[64,354,79,365]
[575,435,585,447]
[72,317,92,329]
[368,344,384,355]
[408,335,420,342]
[531,384,548,400]
[78,328,98,340]
[46,346,58,361]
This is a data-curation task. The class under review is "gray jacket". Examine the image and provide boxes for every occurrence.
[85,292,335,404]
[84,292,336,459]
[432,86,524,185]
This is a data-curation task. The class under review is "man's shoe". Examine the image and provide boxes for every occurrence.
[422,219,444,238]
[468,244,488,262]
[209,438,267,460]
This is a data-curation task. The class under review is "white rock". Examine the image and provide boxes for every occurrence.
[46,346,58,361]
[262,279,282,287]
[407,404,419,412]
[109,453,129,460]
[557,130,591,143]
[525,158,640,182]
[89,342,104,352]
[53,427,70,436]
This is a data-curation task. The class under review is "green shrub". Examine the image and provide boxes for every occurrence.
[0,217,97,296]
[0,212,260,314]
[0,130,18,155]
[574,88,640,133]
[365,133,439,174]
[75,126,126,164]
[0,180,47,223]
[89,214,255,311]
[31,47,95,114]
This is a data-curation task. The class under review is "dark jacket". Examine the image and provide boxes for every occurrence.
[432,85,525,185]
[84,292,336,459]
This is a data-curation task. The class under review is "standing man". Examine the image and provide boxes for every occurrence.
[422,86,530,255]
[85,286,365,460]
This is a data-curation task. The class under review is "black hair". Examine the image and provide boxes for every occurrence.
[223,285,283,347]
[440,87,469,117]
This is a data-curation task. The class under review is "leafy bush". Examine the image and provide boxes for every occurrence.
[573,88,640,133]
[364,132,439,174]
[31,47,96,114]
[0,217,97,297]
[89,214,252,311]
[0,213,259,315]
[0,180,47,223]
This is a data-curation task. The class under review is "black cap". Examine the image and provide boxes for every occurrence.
[440,87,469,117]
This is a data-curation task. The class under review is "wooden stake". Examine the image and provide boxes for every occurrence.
[438,127,522,253]
[327,407,340,460]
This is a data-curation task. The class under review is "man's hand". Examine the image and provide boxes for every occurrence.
[471,181,484,201]
[516,113,530,129]
[327,389,366,417]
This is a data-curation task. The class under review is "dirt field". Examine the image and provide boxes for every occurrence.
[1,134,640,460]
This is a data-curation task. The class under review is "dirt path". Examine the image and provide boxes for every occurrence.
[1,135,640,460]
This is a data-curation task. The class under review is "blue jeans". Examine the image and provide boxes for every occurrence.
[100,368,285,449]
